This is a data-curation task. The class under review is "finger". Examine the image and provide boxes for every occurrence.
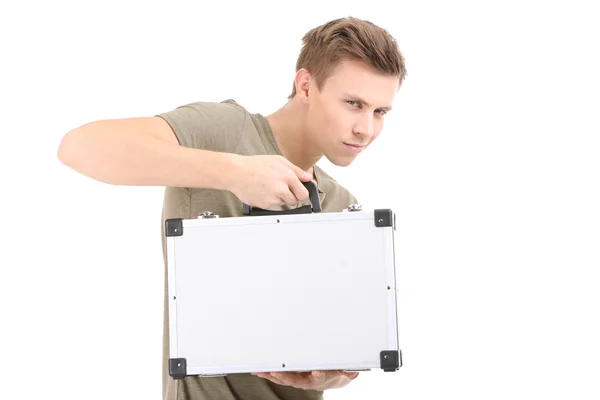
[271,372,313,389]
[253,372,279,381]
[312,370,346,381]
[343,371,359,379]
[288,178,310,202]
[311,370,328,381]
[280,158,312,182]
[263,373,291,387]
[279,190,299,207]
[271,372,304,383]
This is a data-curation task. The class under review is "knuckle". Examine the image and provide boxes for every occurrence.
[284,170,296,182]
[270,198,282,207]
[277,183,290,195]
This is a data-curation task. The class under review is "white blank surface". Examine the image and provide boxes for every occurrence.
[170,213,398,374]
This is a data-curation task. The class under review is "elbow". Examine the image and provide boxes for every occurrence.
[57,129,81,168]
[56,122,122,185]
[57,124,96,172]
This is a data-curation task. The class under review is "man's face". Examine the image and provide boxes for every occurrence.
[306,59,399,166]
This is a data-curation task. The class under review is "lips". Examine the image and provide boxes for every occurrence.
[344,142,365,153]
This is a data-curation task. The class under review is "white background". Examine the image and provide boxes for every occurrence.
[1,0,599,399]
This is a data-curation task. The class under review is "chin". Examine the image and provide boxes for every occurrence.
[325,153,357,167]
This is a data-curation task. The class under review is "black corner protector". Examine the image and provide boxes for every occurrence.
[380,350,400,371]
[165,218,183,237]
[374,209,393,227]
[169,358,187,379]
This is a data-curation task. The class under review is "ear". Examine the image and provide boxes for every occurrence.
[294,68,312,104]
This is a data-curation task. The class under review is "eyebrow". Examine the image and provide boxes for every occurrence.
[343,92,392,111]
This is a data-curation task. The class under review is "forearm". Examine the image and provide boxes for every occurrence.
[81,141,236,189]
[57,118,236,189]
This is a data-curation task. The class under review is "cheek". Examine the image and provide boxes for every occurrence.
[326,109,350,137]
[316,107,340,138]
[373,119,385,139]
[309,101,349,141]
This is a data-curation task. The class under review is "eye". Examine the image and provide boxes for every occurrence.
[346,100,361,108]
[375,109,388,116]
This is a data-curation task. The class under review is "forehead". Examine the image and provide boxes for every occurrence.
[321,59,399,105]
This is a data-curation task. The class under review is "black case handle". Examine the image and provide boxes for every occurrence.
[242,181,322,216]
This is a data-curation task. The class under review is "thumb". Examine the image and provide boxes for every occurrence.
[281,157,312,181]
[311,370,326,379]
[295,167,312,181]
[343,371,359,379]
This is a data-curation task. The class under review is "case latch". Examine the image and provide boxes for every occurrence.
[345,204,362,212]
[199,211,219,219]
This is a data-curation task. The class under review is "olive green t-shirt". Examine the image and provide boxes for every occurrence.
[157,99,358,400]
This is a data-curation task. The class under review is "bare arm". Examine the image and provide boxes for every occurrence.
[57,115,312,208]
[57,117,235,190]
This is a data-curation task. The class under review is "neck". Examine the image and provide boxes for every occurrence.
[266,98,323,173]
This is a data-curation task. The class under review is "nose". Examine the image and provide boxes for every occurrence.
[353,114,374,140]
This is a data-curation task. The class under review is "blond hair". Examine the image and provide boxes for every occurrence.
[289,17,406,99]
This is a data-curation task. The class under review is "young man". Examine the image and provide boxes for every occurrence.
[57,16,406,400]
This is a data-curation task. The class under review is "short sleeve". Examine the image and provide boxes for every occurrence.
[156,99,246,153]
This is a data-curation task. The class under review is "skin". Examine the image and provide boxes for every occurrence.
[251,370,360,391]
[55,60,399,211]
[267,59,400,176]
[256,59,400,391]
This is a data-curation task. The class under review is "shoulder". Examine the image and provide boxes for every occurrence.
[185,98,246,112]
[156,99,251,152]
[159,98,248,123]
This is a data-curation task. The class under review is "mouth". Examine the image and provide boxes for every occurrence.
[343,142,365,153]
